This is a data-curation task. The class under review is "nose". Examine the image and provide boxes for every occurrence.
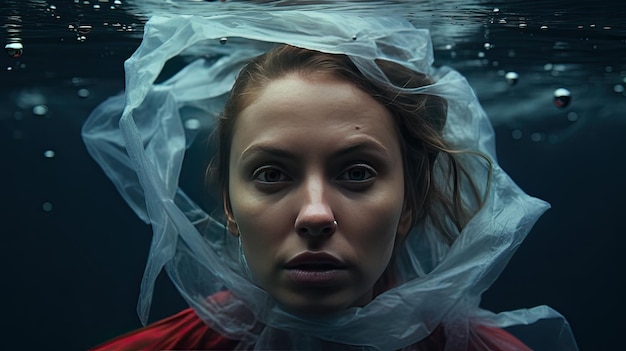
[294,178,337,238]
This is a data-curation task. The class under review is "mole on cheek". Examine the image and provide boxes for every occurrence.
[355,126,361,130]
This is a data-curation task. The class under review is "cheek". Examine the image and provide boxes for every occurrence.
[351,197,405,267]
[228,186,290,265]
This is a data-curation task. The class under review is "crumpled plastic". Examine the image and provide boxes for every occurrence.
[82,9,578,351]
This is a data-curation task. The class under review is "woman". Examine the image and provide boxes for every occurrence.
[83,10,577,351]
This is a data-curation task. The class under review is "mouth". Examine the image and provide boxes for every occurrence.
[284,252,347,271]
[284,252,347,286]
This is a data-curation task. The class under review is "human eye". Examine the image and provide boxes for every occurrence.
[252,165,291,184]
[337,164,377,183]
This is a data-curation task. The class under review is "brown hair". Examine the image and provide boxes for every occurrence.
[209,45,490,246]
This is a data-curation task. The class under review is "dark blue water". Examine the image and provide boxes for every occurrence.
[1,1,625,350]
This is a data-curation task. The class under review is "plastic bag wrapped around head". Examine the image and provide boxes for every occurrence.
[82,10,577,351]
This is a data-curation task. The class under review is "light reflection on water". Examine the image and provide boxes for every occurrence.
[3,0,624,133]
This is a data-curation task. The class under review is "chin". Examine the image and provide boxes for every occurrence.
[281,301,348,316]
[276,291,371,316]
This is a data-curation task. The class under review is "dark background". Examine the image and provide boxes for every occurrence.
[1,1,625,350]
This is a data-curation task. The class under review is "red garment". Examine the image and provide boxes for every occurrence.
[90,292,531,351]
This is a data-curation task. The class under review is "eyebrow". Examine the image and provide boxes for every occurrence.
[239,138,390,162]
[240,145,296,162]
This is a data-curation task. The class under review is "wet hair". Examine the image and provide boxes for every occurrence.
[209,44,490,246]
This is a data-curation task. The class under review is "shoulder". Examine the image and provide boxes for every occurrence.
[89,291,240,351]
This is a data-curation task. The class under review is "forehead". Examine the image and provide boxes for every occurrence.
[231,74,400,151]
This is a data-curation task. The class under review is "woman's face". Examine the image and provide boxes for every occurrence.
[227,73,410,314]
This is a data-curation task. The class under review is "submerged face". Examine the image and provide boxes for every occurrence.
[227,74,410,314]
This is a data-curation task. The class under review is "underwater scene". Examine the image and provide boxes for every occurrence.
[1,0,624,350]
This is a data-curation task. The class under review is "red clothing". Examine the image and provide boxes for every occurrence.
[90,293,531,351]
[90,306,239,351]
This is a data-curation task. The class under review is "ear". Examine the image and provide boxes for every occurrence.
[396,208,413,241]
[222,190,239,236]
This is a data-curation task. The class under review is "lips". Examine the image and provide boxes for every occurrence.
[285,252,347,271]
[284,252,347,286]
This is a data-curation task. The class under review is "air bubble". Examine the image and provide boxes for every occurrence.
[352,35,357,41]
[544,63,553,71]
[219,37,227,45]
[540,25,548,30]
[553,88,571,108]
[530,133,544,142]
[5,42,23,58]
[477,51,485,58]
[77,88,90,98]
[505,72,519,86]
[567,112,578,122]
[511,130,523,140]
[43,150,56,158]
[484,43,492,50]
[184,119,201,130]
[614,84,625,93]
[42,202,53,212]
[519,23,527,29]
[32,105,49,116]
[114,0,122,4]
[493,8,500,13]
[93,4,100,10]
[77,35,87,42]
[77,25,92,35]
